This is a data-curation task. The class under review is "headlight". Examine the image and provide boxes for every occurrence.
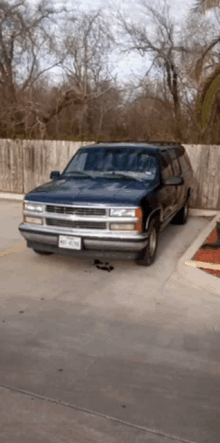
[24,202,44,212]
[110,208,136,217]
[24,216,43,225]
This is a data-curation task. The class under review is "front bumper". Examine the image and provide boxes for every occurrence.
[19,224,149,259]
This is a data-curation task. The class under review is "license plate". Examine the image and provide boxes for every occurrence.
[59,235,81,250]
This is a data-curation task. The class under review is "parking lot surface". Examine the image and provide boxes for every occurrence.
[1,201,220,443]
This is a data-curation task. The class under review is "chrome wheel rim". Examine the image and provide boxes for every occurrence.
[149,228,157,256]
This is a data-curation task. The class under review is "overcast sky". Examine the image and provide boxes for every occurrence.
[62,0,194,17]
[49,0,196,83]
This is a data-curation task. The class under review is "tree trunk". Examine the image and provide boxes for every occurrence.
[165,61,182,141]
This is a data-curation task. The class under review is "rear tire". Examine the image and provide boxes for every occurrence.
[33,249,53,255]
[171,199,188,225]
[135,218,158,266]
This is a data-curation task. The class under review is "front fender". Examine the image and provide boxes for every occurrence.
[145,206,162,231]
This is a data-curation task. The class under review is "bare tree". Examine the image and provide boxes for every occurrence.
[191,0,220,14]
[189,0,220,141]
[55,9,115,137]
[0,0,65,137]
[17,8,116,139]
[115,0,191,141]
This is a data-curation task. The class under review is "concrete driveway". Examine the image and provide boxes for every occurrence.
[1,200,220,443]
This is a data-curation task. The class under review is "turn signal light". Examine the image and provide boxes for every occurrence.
[135,221,142,232]
[135,208,143,219]
[135,208,143,231]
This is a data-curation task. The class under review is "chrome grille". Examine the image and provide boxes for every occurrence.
[46,218,106,230]
[46,205,106,216]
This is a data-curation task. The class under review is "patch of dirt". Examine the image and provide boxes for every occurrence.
[193,227,220,278]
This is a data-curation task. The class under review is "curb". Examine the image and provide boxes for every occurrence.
[177,213,220,297]
[189,208,219,217]
[0,193,24,201]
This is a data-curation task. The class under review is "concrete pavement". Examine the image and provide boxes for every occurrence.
[1,200,220,442]
[2,386,186,443]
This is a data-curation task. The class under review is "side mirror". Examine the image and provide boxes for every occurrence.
[50,171,60,180]
[164,176,184,186]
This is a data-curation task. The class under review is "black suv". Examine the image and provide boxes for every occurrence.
[19,141,193,266]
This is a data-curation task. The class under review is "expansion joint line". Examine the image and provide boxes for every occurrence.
[0,383,196,443]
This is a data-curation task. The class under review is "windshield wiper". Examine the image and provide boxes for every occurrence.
[98,171,144,182]
[62,170,94,179]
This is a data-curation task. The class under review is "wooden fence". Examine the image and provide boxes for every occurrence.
[0,139,220,210]
[0,140,89,195]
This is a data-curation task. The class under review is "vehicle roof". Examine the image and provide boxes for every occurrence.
[83,141,183,150]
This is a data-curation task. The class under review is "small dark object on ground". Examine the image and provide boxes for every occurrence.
[94,259,114,272]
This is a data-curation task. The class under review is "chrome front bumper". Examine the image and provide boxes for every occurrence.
[19,224,149,252]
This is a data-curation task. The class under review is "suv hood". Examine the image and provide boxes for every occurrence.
[25,177,158,206]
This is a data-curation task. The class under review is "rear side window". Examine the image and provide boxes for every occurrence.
[179,153,192,174]
[168,149,181,176]
[161,151,173,180]
[175,146,192,174]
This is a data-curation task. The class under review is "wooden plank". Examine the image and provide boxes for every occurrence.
[0,140,9,191]
[0,139,23,193]
[23,141,36,194]
[208,146,220,209]
[11,139,23,193]
[184,145,201,208]
[185,260,220,270]
[184,144,220,210]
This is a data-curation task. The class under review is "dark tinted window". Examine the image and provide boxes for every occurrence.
[161,151,173,180]
[175,146,192,172]
[175,146,185,158]
[168,149,181,176]
[63,147,159,180]
[179,152,192,174]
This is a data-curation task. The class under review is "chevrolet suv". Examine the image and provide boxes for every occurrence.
[19,141,193,266]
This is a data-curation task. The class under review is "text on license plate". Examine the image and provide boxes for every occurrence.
[59,235,81,250]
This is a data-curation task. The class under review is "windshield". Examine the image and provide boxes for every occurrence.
[63,147,158,180]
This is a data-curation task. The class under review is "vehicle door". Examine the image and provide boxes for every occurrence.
[168,148,185,209]
[158,150,177,222]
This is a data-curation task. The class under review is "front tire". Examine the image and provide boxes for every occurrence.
[135,218,158,266]
[33,249,53,255]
